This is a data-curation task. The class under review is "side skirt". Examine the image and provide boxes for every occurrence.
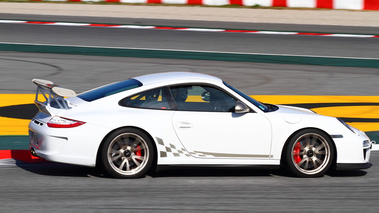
[156,164,280,172]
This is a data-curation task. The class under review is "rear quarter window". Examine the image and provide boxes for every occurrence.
[78,79,142,102]
[119,87,175,110]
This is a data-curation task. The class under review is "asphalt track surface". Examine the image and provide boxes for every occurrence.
[1,14,379,212]
[1,15,379,59]
[1,52,379,96]
[0,15,379,95]
[0,152,378,212]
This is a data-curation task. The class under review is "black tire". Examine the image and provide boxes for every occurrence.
[99,128,154,178]
[283,129,335,178]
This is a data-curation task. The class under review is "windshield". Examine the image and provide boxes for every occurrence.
[223,82,270,112]
[78,79,142,102]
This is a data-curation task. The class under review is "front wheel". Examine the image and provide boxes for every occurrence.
[99,128,154,178]
[283,129,335,177]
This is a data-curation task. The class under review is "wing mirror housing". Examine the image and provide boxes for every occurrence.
[235,101,250,113]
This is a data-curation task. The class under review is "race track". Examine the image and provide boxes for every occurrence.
[1,14,378,95]
[1,13,379,212]
[0,152,379,212]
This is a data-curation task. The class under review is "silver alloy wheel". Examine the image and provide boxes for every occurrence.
[291,133,331,175]
[107,133,149,176]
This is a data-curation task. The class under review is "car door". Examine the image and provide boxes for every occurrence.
[170,84,272,159]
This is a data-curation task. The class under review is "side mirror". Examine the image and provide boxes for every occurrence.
[201,91,210,102]
[235,101,250,113]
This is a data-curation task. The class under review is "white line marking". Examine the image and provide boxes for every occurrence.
[53,22,91,26]
[178,28,225,32]
[1,19,377,39]
[253,31,298,35]
[324,34,375,38]
[0,20,27,23]
[115,25,155,29]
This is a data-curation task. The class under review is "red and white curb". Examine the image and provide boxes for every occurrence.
[0,150,46,165]
[1,20,378,38]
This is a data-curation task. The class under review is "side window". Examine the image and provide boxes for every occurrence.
[120,87,174,110]
[169,85,237,112]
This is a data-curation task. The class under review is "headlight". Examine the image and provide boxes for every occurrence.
[337,118,356,134]
[363,140,371,148]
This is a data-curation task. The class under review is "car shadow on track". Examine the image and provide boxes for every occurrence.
[15,161,368,178]
[152,166,368,178]
[153,167,279,178]
[15,161,103,178]
[327,170,368,177]
[16,162,280,178]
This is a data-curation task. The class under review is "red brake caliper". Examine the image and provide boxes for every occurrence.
[293,142,302,164]
[135,145,141,158]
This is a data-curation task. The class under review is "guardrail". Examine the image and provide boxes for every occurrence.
[26,0,379,10]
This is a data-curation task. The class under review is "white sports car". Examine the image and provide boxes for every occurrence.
[29,72,372,178]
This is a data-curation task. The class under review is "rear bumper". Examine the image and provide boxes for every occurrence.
[336,162,372,170]
[28,118,107,167]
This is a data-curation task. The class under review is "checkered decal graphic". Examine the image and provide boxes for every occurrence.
[156,137,215,158]
[157,137,191,158]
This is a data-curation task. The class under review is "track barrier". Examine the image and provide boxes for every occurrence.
[26,0,379,10]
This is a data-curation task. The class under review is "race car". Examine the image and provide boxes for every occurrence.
[29,72,372,178]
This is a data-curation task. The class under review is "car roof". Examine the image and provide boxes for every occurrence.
[133,72,222,86]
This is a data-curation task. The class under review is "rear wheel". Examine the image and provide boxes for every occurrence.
[99,128,154,178]
[284,129,335,177]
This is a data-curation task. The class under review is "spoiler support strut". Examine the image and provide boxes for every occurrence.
[32,79,77,114]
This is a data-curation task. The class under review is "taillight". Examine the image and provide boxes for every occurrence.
[47,116,85,128]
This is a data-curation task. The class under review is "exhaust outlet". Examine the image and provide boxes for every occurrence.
[30,148,37,157]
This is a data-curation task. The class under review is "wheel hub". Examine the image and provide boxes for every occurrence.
[306,150,314,157]
[123,150,132,158]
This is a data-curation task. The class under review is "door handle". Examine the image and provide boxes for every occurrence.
[177,122,193,129]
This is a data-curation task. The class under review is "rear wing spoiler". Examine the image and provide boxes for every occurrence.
[32,79,77,114]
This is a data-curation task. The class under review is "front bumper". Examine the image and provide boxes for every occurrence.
[333,125,373,167]
[336,162,372,170]
[336,140,372,170]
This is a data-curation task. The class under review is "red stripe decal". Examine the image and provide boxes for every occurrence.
[317,0,333,9]
[26,21,55,24]
[272,0,287,7]
[187,0,203,4]
[297,32,332,36]
[147,0,162,3]
[229,0,244,6]
[154,26,186,30]
[364,0,379,10]
[88,24,120,27]
[0,150,46,163]
[225,29,258,33]
[0,150,12,159]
